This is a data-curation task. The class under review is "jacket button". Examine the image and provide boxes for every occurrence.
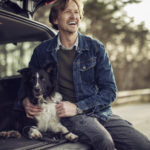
[83,66,86,70]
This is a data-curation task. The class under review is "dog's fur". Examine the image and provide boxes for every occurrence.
[0,63,78,141]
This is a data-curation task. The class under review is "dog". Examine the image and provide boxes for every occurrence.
[18,63,78,141]
[0,63,78,142]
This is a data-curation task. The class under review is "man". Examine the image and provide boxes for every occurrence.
[17,0,150,149]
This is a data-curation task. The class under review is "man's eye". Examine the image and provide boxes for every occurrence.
[75,11,79,14]
[64,9,72,13]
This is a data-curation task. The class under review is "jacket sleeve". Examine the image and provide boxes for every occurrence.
[29,47,42,69]
[76,42,117,112]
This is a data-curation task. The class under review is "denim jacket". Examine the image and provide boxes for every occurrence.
[17,32,117,121]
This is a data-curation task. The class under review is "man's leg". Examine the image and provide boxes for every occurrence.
[61,115,115,150]
[102,114,150,150]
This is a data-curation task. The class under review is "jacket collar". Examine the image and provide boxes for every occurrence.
[56,33,78,51]
[77,32,89,52]
[46,34,58,52]
[46,32,89,52]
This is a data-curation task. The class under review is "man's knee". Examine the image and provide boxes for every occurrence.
[92,133,115,150]
[70,115,115,149]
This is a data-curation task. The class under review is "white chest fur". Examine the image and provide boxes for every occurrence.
[30,92,78,141]
[35,92,62,133]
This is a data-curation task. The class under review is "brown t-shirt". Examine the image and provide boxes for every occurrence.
[57,47,76,102]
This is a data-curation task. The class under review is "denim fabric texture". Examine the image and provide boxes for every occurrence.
[16,32,117,121]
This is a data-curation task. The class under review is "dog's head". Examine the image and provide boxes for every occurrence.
[18,63,57,104]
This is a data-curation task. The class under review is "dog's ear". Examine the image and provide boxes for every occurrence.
[18,68,31,77]
[43,63,56,73]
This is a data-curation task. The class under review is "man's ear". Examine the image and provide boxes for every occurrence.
[53,18,58,25]
[18,68,31,77]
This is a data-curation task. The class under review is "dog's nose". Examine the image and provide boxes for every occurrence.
[34,87,40,93]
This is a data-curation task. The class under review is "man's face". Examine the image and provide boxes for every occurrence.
[54,0,80,34]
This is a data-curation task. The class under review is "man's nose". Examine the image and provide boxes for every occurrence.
[70,12,76,19]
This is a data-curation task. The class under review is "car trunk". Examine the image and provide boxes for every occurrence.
[0,1,90,149]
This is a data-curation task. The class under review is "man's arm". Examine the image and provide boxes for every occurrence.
[56,101,78,117]
[55,42,117,117]
[76,43,117,112]
[23,98,42,119]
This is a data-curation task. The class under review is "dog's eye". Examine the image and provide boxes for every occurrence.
[30,77,35,83]
[40,77,46,81]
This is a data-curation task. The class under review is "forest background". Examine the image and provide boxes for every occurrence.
[1,0,150,92]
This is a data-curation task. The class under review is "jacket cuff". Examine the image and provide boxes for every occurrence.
[76,101,93,114]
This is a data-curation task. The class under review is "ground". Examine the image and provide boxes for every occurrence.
[112,102,150,139]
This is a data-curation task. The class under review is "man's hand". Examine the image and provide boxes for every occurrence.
[56,101,77,117]
[22,98,42,119]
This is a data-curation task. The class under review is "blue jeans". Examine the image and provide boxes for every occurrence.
[61,114,150,150]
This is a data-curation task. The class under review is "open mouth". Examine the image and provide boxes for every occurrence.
[35,93,40,96]
[68,21,77,26]
[34,94,41,98]
[33,91,42,97]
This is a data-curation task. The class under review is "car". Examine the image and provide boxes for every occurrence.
[0,0,89,149]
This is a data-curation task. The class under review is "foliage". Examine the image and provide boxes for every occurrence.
[83,0,150,90]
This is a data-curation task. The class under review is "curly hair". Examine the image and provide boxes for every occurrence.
[49,0,83,30]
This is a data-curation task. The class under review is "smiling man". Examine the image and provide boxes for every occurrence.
[18,0,150,150]
[50,0,81,50]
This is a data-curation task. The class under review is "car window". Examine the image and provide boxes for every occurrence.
[0,41,40,78]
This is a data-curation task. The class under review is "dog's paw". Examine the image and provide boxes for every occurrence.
[28,127,42,139]
[65,132,78,142]
[0,130,21,138]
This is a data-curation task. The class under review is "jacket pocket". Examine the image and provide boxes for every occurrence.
[79,57,96,83]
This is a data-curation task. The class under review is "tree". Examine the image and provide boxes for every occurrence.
[83,0,150,90]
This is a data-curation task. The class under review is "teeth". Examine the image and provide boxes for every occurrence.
[69,22,76,25]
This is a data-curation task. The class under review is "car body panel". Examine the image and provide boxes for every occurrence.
[0,0,55,17]
[0,9,55,44]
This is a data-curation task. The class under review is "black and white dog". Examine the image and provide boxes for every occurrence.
[0,63,78,141]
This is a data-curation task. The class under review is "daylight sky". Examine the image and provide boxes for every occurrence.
[124,0,150,29]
